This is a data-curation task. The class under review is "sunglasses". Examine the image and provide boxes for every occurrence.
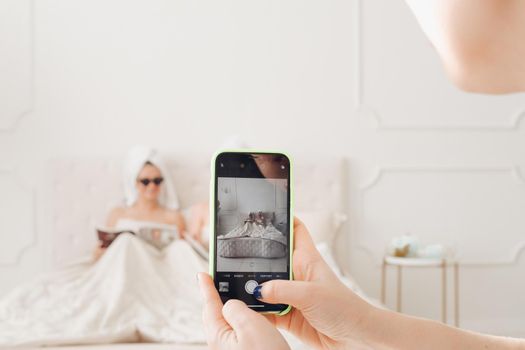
[137,177,164,186]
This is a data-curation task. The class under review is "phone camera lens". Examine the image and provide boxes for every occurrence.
[240,163,245,168]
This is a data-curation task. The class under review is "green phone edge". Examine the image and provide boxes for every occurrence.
[208,148,294,316]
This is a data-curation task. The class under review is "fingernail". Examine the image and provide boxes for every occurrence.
[253,285,262,299]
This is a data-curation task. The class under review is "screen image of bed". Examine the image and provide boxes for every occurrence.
[216,177,289,273]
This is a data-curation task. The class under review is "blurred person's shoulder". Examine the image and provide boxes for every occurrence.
[162,208,184,226]
[109,206,128,217]
[190,202,208,218]
[106,206,128,227]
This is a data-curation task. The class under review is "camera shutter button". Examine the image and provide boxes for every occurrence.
[245,280,258,294]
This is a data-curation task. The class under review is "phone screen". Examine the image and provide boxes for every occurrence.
[212,152,291,313]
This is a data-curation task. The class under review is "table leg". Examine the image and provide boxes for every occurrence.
[442,260,447,324]
[381,259,386,305]
[396,265,402,312]
[454,262,459,327]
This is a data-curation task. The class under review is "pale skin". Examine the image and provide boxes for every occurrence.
[405,0,525,94]
[187,202,209,245]
[199,219,525,349]
[93,163,185,260]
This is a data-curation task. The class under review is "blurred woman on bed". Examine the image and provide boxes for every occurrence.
[94,146,186,260]
[0,146,207,348]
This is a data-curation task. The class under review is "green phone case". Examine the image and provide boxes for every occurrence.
[209,149,294,316]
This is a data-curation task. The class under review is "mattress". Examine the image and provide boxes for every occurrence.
[217,237,287,258]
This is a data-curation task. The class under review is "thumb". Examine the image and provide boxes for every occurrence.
[222,299,273,338]
[254,280,317,310]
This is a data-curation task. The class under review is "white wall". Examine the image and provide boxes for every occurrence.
[1,0,525,337]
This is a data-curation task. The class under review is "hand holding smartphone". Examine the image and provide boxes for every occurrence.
[210,151,293,315]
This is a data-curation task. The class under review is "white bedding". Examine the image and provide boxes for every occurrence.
[0,231,309,349]
[35,345,207,350]
[0,237,368,350]
[0,234,207,348]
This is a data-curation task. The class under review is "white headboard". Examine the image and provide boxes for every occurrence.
[46,155,347,267]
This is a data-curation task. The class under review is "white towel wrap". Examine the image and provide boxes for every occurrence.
[123,145,179,209]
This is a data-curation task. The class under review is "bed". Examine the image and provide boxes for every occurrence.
[18,155,349,350]
[218,236,287,258]
[217,211,287,258]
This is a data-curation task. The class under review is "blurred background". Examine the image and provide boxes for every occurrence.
[1,0,525,338]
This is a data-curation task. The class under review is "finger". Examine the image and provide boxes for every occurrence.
[197,272,231,336]
[292,217,332,281]
[221,299,274,339]
[264,310,324,347]
[263,313,277,326]
[254,279,317,312]
[292,217,322,259]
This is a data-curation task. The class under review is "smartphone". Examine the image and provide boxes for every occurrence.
[210,150,293,315]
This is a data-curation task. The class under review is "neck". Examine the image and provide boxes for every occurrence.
[133,198,159,211]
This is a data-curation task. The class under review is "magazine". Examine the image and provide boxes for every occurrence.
[97,229,135,248]
[96,226,208,260]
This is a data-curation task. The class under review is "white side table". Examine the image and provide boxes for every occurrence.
[381,256,460,326]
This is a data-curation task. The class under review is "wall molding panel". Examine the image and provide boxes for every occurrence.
[0,0,35,132]
[357,166,525,266]
[354,0,525,131]
[0,167,37,266]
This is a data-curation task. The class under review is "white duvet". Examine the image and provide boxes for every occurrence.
[0,233,372,350]
[0,234,208,348]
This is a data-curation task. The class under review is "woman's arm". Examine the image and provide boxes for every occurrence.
[186,202,209,244]
[165,209,186,236]
[105,207,124,228]
[405,0,525,93]
[175,210,185,234]
[94,207,124,260]
[362,307,525,350]
[253,220,525,350]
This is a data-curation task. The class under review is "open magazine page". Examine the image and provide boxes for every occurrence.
[137,226,179,249]
[97,225,208,260]
[97,229,135,248]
